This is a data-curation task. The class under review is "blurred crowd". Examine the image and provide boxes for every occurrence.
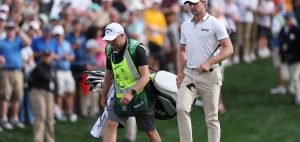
[0,0,299,136]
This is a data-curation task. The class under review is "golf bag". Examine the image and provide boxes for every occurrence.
[86,70,179,138]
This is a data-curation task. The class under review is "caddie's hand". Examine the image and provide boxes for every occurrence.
[199,61,211,72]
[120,92,134,106]
[176,72,184,89]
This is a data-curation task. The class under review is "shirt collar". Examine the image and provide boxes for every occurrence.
[191,13,210,23]
[202,13,210,21]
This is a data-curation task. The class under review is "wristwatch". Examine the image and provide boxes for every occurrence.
[131,89,137,96]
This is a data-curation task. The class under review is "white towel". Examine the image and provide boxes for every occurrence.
[90,85,114,138]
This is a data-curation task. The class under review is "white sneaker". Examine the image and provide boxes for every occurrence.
[258,48,271,58]
[289,85,296,94]
[233,55,240,64]
[250,53,256,61]
[270,86,287,95]
[9,119,25,129]
[222,59,232,67]
[56,114,67,122]
[90,107,99,117]
[69,113,78,122]
[243,55,252,63]
[0,120,13,130]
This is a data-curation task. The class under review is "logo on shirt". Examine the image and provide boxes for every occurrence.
[201,28,209,32]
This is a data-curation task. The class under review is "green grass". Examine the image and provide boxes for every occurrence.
[1,58,300,142]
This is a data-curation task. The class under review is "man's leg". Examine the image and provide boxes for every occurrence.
[54,95,66,121]
[244,23,253,58]
[30,88,47,142]
[0,71,13,129]
[10,71,25,128]
[146,129,161,142]
[289,63,300,104]
[135,101,160,142]
[65,92,77,122]
[0,100,12,129]
[103,120,118,142]
[80,93,90,117]
[176,68,197,142]
[196,69,222,142]
[55,71,67,121]
[125,117,137,142]
[104,95,128,142]
[45,91,55,142]
[65,71,77,122]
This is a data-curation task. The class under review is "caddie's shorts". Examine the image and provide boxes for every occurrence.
[106,97,156,132]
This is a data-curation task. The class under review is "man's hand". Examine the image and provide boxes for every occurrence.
[176,72,184,89]
[120,92,134,105]
[199,61,212,72]
[0,55,5,65]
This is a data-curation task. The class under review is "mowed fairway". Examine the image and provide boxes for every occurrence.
[1,58,300,142]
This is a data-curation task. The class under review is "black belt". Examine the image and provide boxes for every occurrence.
[187,64,219,72]
[2,68,21,71]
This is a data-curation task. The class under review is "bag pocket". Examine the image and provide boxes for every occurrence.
[114,98,134,116]
[132,91,150,113]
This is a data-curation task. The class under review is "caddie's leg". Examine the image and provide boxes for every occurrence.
[103,120,118,142]
[146,129,161,142]
[135,102,160,142]
[125,117,137,142]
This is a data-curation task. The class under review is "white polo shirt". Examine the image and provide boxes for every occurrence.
[180,13,229,68]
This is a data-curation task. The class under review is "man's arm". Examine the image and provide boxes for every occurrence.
[120,65,150,106]
[119,45,150,105]
[100,69,114,108]
[18,30,31,47]
[129,45,150,91]
[132,65,150,92]
[200,38,233,72]
[176,44,186,88]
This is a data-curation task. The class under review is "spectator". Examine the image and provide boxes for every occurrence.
[270,4,287,95]
[0,20,31,130]
[19,35,36,125]
[0,13,7,39]
[66,18,87,78]
[178,0,193,23]
[31,24,56,63]
[29,49,57,142]
[144,0,168,71]
[26,21,42,39]
[65,18,87,116]
[165,10,180,73]
[235,0,258,63]
[224,0,240,64]
[52,25,77,122]
[94,0,119,27]
[279,13,300,105]
[256,0,275,58]
[80,39,100,118]
[126,10,146,45]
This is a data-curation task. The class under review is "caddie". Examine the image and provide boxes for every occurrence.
[100,22,161,142]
